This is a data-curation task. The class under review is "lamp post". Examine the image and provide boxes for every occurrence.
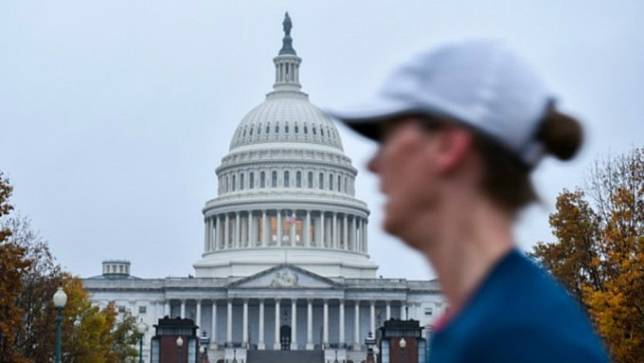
[199,331,210,363]
[137,320,147,363]
[365,331,376,363]
[53,286,67,363]
[176,336,184,363]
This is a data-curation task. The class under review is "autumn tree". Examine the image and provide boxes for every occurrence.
[532,147,643,363]
[0,172,141,362]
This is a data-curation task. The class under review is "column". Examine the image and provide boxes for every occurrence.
[215,216,221,250]
[196,300,202,336]
[261,210,268,246]
[164,300,170,317]
[386,301,391,321]
[343,214,348,250]
[339,300,345,347]
[306,300,313,350]
[224,214,230,248]
[332,213,338,249]
[354,301,360,350]
[274,299,281,350]
[235,212,241,248]
[352,217,358,251]
[277,211,283,246]
[242,300,249,347]
[320,212,325,247]
[180,300,186,319]
[370,301,376,335]
[226,300,233,346]
[247,211,253,247]
[401,302,407,320]
[323,300,329,347]
[305,210,311,247]
[204,219,209,252]
[211,300,217,347]
[291,299,297,350]
[258,300,265,350]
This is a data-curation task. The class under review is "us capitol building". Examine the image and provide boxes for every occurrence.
[84,14,445,363]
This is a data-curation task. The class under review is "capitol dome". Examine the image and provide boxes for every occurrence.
[194,13,377,278]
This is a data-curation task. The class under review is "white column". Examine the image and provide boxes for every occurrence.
[196,300,202,336]
[323,300,329,347]
[343,214,348,250]
[235,212,241,248]
[401,302,407,320]
[291,299,297,350]
[305,210,311,247]
[164,300,170,317]
[242,300,249,347]
[370,301,376,335]
[226,300,233,345]
[320,212,325,247]
[246,210,254,247]
[261,210,268,246]
[277,211,283,246]
[224,214,230,249]
[339,300,345,347]
[274,299,281,350]
[258,300,265,350]
[306,299,313,350]
[211,301,217,347]
[386,301,391,321]
[354,301,360,350]
[180,300,186,319]
[331,213,339,248]
[215,216,221,250]
[204,219,209,252]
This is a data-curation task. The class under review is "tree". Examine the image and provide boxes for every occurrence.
[0,172,141,362]
[0,172,31,362]
[532,148,643,363]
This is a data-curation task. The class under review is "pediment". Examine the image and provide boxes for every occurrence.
[229,264,338,289]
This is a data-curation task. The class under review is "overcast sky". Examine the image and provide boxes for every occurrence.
[1,1,643,280]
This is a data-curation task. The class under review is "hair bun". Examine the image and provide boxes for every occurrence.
[537,107,583,160]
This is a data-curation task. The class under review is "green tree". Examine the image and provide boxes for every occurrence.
[532,148,643,363]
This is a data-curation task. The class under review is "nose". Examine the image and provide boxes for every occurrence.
[367,148,381,174]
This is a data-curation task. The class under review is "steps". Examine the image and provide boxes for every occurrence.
[247,350,324,363]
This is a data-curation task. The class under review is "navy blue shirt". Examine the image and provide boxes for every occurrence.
[429,249,610,363]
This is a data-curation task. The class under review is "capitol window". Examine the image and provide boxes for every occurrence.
[319,173,324,189]
[337,175,341,192]
[284,171,290,187]
[296,171,302,187]
[308,171,313,188]
[240,173,245,190]
[285,125,289,133]
[266,125,270,134]
[312,127,317,135]
[275,125,279,133]
[250,172,254,189]
[257,124,261,134]
[260,171,266,188]
[329,174,334,191]
[295,125,299,133]
[304,126,308,134]
[272,171,277,187]
[321,128,325,136]
[232,175,236,191]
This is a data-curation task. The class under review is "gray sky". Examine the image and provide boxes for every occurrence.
[1,0,643,280]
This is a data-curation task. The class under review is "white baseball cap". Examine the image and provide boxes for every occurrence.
[326,40,555,168]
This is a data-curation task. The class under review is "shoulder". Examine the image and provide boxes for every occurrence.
[455,252,609,363]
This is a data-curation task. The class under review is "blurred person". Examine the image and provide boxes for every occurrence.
[327,40,610,363]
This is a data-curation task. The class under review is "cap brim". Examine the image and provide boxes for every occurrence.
[325,97,416,142]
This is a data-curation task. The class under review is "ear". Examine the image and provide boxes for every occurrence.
[433,128,474,174]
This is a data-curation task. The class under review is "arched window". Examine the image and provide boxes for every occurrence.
[329,174,334,191]
[312,127,317,135]
[344,177,348,193]
[285,125,289,133]
[266,125,270,134]
[308,171,313,188]
[243,128,247,137]
[275,125,279,133]
[319,173,324,190]
[258,124,262,135]
[250,172,254,189]
[260,171,266,188]
[232,175,236,192]
[321,128,325,136]
[284,171,290,187]
[296,171,302,188]
[295,125,299,133]
[249,127,253,136]
[337,175,341,192]
[304,126,308,134]
[225,176,229,192]
[272,171,278,188]
[240,173,244,190]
